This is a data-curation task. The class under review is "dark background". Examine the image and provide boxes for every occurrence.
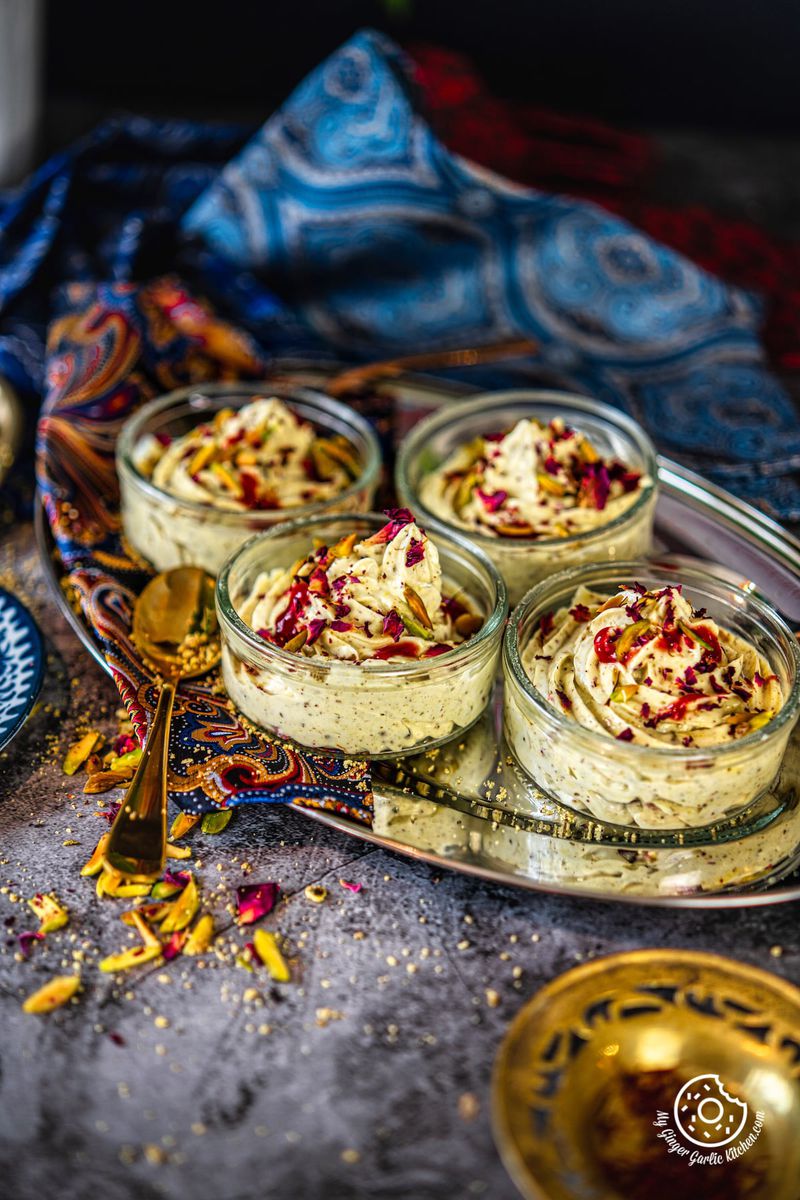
[44,0,800,144]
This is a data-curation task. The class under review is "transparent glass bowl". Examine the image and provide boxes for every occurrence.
[503,561,800,830]
[216,513,508,758]
[117,382,381,575]
[395,390,657,605]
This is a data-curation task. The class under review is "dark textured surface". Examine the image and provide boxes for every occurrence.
[1,518,799,1200]
[2,118,800,1200]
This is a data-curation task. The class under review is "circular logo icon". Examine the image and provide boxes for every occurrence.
[673,1074,748,1148]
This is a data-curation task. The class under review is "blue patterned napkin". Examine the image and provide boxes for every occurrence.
[182,29,800,520]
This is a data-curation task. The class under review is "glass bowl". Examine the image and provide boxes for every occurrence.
[503,560,800,830]
[117,382,381,575]
[396,390,657,605]
[216,512,508,759]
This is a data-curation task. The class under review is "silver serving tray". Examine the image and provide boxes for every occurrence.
[35,371,800,907]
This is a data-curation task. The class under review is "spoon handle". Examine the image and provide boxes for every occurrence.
[324,338,537,397]
[103,683,175,881]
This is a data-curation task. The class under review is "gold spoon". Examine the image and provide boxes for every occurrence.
[103,567,220,881]
[324,337,537,398]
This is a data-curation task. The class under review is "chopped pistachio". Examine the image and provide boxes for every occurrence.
[63,731,101,775]
[201,809,232,835]
[28,892,69,934]
[22,974,80,1013]
[183,914,214,956]
[169,812,200,841]
[80,833,110,877]
[252,929,291,982]
[160,874,199,933]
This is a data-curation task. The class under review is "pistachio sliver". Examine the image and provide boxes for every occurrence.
[22,974,80,1014]
[253,929,291,982]
[403,584,433,632]
[453,470,479,513]
[320,435,361,478]
[209,461,241,496]
[615,621,653,662]
[494,522,537,537]
[454,612,483,638]
[169,812,200,841]
[188,441,216,475]
[28,892,69,935]
[183,914,214,956]
[160,874,199,933]
[63,731,101,775]
[201,809,232,835]
[680,621,714,653]
[536,472,565,497]
[329,532,358,559]
[99,944,162,974]
[284,629,309,653]
[80,833,110,878]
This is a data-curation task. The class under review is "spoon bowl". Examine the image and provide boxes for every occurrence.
[103,566,219,880]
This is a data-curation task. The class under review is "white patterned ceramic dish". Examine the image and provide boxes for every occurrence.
[0,587,44,752]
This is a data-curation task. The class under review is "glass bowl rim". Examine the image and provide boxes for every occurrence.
[503,557,800,762]
[216,510,509,679]
[116,381,382,524]
[396,388,658,550]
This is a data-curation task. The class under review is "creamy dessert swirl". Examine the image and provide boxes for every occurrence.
[524,583,784,748]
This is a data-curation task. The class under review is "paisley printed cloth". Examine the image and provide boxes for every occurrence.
[37,277,372,819]
[3,27,798,816]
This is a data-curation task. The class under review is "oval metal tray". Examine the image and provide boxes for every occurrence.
[35,370,800,907]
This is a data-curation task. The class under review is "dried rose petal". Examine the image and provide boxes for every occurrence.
[476,488,507,513]
[96,801,122,825]
[405,538,425,568]
[366,508,415,545]
[339,880,363,894]
[305,619,326,646]
[383,610,404,642]
[330,620,352,632]
[18,930,44,959]
[162,932,187,961]
[112,734,138,757]
[236,882,280,926]
[569,604,591,622]
[616,728,635,742]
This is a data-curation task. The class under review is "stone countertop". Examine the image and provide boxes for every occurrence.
[0,519,798,1200]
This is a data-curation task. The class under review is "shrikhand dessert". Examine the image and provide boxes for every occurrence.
[397,392,657,605]
[504,567,800,829]
[217,510,506,757]
[420,417,644,541]
[118,390,380,574]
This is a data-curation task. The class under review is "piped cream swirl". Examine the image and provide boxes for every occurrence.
[523,583,784,748]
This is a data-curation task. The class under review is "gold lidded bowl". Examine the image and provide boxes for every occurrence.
[492,949,800,1200]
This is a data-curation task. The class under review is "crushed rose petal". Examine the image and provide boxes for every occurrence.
[236,882,280,926]
[339,879,363,893]
[382,610,404,642]
[405,537,425,568]
[18,930,44,959]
